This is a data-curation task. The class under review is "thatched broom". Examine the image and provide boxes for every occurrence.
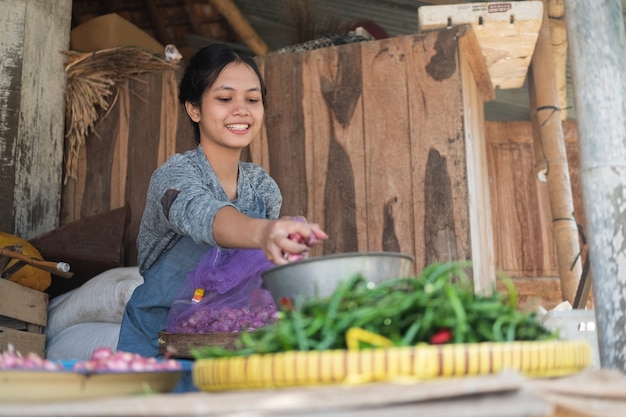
[63,47,180,184]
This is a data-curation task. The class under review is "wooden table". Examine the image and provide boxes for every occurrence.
[3,369,626,417]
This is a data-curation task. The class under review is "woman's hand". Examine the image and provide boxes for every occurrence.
[262,217,328,265]
[213,207,328,264]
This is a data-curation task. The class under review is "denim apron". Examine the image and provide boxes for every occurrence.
[117,148,267,392]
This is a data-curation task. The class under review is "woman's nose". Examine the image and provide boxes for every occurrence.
[233,101,249,116]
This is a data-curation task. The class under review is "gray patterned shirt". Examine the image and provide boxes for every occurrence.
[137,146,282,274]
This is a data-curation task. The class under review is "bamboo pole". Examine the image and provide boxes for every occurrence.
[529,73,547,182]
[548,0,568,120]
[209,0,269,56]
[528,0,582,304]
[564,0,626,370]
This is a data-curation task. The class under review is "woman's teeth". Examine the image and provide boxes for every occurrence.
[226,124,249,131]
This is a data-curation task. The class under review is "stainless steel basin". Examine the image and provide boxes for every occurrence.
[261,251,414,304]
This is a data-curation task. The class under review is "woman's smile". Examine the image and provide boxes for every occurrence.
[225,123,251,133]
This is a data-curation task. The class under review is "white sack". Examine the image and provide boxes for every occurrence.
[46,267,143,341]
[46,322,121,361]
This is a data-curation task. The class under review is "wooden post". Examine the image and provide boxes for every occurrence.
[528,0,582,304]
[565,0,626,370]
[0,0,72,239]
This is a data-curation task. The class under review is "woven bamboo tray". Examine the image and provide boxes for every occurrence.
[193,340,591,391]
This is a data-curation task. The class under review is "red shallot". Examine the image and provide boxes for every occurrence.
[168,304,278,334]
[72,347,181,372]
[283,216,319,261]
[0,344,181,373]
[0,345,63,371]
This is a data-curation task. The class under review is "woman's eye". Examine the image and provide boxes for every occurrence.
[217,97,231,102]
[247,98,260,104]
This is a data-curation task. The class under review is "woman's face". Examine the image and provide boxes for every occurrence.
[186,62,264,151]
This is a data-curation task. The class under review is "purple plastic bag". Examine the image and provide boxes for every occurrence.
[166,247,278,334]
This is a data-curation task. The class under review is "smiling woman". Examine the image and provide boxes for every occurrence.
[116,43,328,392]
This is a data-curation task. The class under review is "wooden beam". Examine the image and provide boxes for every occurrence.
[418,1,543,90]
[209,0,268,55]
[457,24,495,101]
[183,0,205,35]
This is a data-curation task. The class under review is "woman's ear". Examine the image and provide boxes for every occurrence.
[185,101,201,122]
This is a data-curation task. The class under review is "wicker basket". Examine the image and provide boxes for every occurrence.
[193,340,592,392]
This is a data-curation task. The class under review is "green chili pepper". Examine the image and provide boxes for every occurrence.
[190,261,557,359]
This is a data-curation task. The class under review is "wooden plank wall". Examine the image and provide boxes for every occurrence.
[60,70,196,265]
[487,120,584,310]
[55,28,584,313]
[252,29,486,278]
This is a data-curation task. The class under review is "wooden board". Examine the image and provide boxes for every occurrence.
[0,279,48,328]
[496,276,562,312]
[0,326,45,357]
[252,28,493,284]
[418,1,543,89]
[0,372,558,416]
[486,120,584,308]
[0,279,48,356]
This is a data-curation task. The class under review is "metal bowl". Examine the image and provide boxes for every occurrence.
[261,252,414,304]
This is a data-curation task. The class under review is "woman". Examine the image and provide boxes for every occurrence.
[118,43,327,364]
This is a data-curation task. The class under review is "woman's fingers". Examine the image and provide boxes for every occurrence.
[264,218,329,264]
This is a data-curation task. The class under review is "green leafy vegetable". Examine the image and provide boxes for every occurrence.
[191,261,556,359]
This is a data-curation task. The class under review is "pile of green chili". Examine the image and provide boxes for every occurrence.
[191,261,556,359]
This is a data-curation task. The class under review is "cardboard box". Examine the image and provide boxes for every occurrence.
[0,279,48,357]
[70,13,164,55]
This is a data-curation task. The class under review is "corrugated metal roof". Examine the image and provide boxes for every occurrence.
[233,0,428,51]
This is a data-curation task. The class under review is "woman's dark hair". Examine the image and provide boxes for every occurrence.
[179,43,267,144]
